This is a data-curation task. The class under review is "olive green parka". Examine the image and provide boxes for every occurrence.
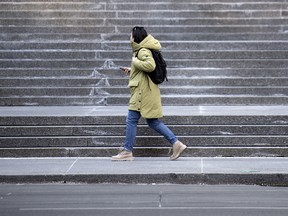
[128,34,163,118]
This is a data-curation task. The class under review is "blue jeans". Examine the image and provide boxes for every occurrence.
[124,110,178,152]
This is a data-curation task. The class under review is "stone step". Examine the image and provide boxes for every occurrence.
[0,41,103,50]
[0,69,95,78]
[2,18,288,26]
[1,0,285,2]
[0,2,285,11]
[103,41,288,51]
[1,125,288,137]
[1,68,287,78]
[112,0,286,2]
[1,77,288,87]
[0,87,95,96]
[0,97,106,106]
[2,146,287,157]
[0,136,287,148]
[97,50,288,60]
[104,33,288,41]
[1,33,287,42]
[1,59,288,69]
[0,2,107,10]
[0,10,285,19]
[0,26,118,34]
[0,0,287,157]
[1,102,286,118]
[99,68,288,78]
[2,106,287,125]
[1,95,288,106]
[1,25,285,34]
[1,86,288,97]
[0,105,288,157]
[1,50,288,60]
[0,11,117,19]
[2,41,287,51]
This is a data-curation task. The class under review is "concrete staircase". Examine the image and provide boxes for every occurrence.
[0,0,288,157]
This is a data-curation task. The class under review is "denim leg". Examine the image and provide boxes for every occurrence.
[124,110,141,151]
[146,118,177,145]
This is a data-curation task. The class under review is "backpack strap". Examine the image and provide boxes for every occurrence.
[135,48,141,58]
[135,47,152,58]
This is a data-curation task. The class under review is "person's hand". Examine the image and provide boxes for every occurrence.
[121,67,130,75]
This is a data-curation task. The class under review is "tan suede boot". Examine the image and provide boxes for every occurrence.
[111,150,134,161]
[170,141,187,160]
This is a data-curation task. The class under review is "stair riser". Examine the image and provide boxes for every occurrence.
[1,68,287,78]
[1,26,284,34]
[1,125,288,136]
[0,11,284,19]
[0,11,117,19]
[2,18,288,26]
[1,78,288,87]
[2,51,288,60]
[0,136,287,148]
[0,0,285,3]
[2,97,288,106]
[1,33,287,42]
[1,60,288,69]
[0,2,286,11]
[1,147,288,157]
[103,33,288,41]
[2,42,287,50]
[1,115,288,126]
[0,69,95,77]
[2,87,288,97]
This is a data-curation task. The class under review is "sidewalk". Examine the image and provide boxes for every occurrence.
[0,157,288,186]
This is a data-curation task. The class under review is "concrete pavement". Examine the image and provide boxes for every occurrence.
[0,157,288,186]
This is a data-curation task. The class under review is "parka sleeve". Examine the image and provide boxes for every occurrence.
[133,48,156,73]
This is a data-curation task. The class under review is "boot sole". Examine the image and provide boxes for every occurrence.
[111,157,134,161]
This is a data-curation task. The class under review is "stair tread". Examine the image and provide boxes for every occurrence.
[1,105,288,116]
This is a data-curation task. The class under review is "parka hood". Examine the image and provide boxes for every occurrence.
[131,34,161,52]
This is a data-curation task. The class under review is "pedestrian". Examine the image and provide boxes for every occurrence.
[112,26,187,161]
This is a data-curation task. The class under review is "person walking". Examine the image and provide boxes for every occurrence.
[112,26,187,161]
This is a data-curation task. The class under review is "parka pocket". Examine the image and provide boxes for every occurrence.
[129,80,139,103]
[128,80,141,108]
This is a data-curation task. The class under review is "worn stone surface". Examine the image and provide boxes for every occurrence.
[0,0,288,157]
[0,0,288,106]
[0,106,288,157]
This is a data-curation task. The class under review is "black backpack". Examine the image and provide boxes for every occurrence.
[136,48,168,85]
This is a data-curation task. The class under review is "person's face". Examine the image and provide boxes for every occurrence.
[130,33,134,42]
